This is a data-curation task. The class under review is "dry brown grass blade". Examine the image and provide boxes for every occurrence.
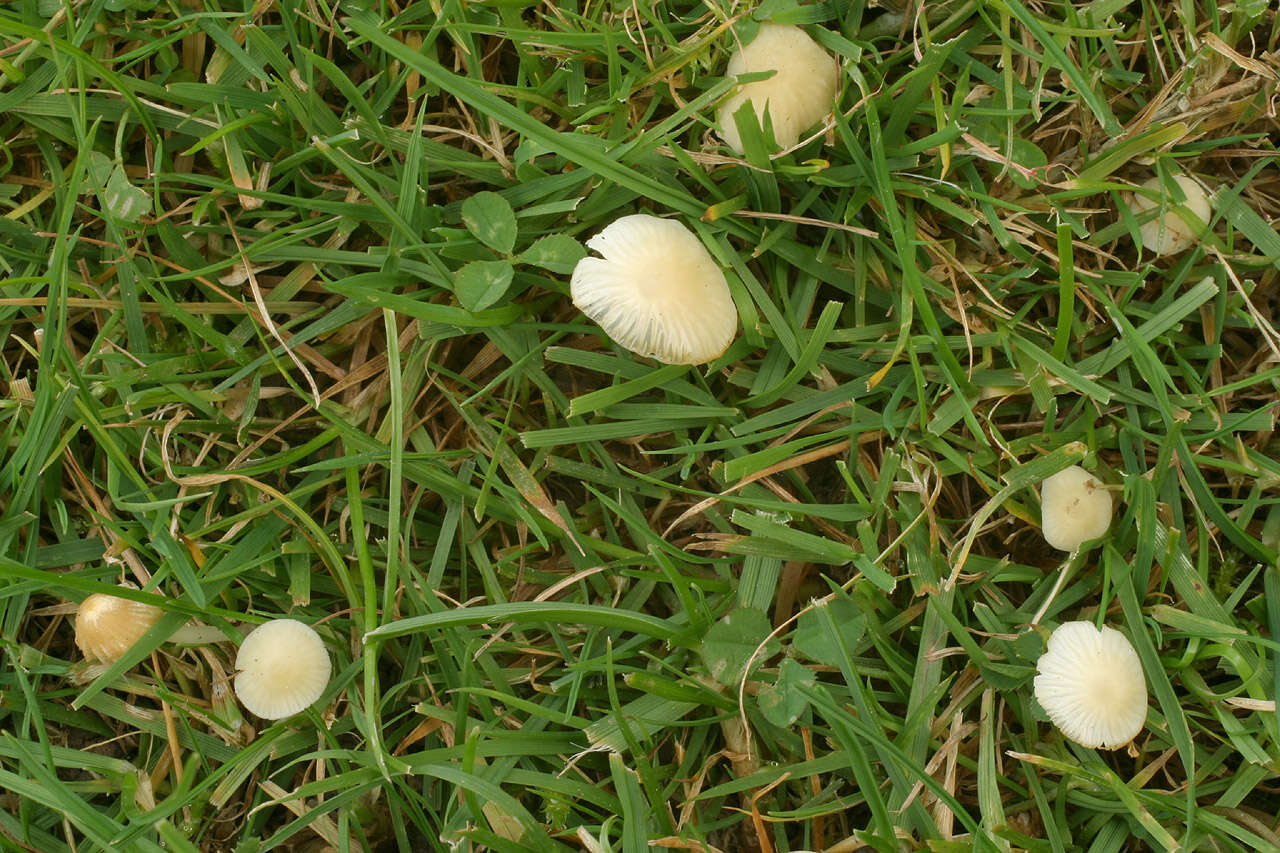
[255,779,358,850]
[1202,33,1279,81]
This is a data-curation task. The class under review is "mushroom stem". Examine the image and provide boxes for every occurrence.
[719,716,760,778]
[1029,555,1076,627]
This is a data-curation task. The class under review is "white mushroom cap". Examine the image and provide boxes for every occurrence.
[75,592,163,662]
[1034,621,1147,749]
[1040,465,1112,551]
[1126,175,1212,255]
[717,23,839,154]
[569,214,737,365]
[234,619,331,719]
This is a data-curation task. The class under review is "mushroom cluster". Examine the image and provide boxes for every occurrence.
[564,23,845,362]
[1022,465,1148,747]
[73,592,331,721]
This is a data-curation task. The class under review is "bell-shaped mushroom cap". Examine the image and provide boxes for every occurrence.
[234,619,331,719]
[569,214,737,365]
[1040,465,1112,551]
[75,592,164,663]
[1127,175,1212,255]
[1034,621,1147,749]
[716,23,839,154]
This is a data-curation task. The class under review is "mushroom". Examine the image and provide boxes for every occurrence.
[569,214,737,364]
[1125,175,1212,255]
[1039,465,1112,552]
[75,590,224,663]
[716,23,839,154]
[1033,621,1147,749]
[233,618,331,719]
[76,592,165,663]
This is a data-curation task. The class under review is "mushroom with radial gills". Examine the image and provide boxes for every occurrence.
[75,590,225,663]
[1039,465,1112,552]
[233,618,331,719]
[1125,175,1212,255]
[569,214,738,365]
[1034,621,1147,749]
[716,23,839,154]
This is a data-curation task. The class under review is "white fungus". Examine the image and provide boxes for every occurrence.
[717,23,839,154]
[234,619,331,719]
[1126,175,1212,255]
[1034,621,1147,749]
[569,214,738,365]
[75,592,164,663]
[1040,465,1112,551]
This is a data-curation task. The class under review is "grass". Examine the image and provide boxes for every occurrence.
[1,0,1279,850]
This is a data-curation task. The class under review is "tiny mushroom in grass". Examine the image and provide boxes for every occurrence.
[75,589,224,664]
[233,618,331,720]
[717,23,839,154]
[75,592,164,663]
[569,214,737,365]
[1034,621,1147,749]
[1040,465,1112,551]
[1125,175,1212,255]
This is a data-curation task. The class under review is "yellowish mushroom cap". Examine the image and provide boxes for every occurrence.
[234,619,331,719]
[1034,621,1147,749]
[75,592,164,663]
[1040,465,1112,551]
[717,24,839,154]
[1126,175,1212,255]
[569,214,737,365]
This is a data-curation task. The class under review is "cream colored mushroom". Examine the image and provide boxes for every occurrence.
[234,619,331,719]
[1040,465,1112,551]
[76,593,165,662]
[717,23,839,154]
[1034,621,1147,749]
[569,214,737,364]
[1126,175,1212,255]
[75,590,224,663]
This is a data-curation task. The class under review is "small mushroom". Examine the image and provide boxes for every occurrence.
[717,23,839,154]
[569,214,737,365]
[75,590,224,663]
[1034,621,1147,749]
[76,592,165,663]
[1125,175,1212,255]
[233,618,331,719]
[1040,465,1112,552]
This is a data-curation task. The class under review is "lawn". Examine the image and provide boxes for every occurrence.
[1,0,1279,851]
